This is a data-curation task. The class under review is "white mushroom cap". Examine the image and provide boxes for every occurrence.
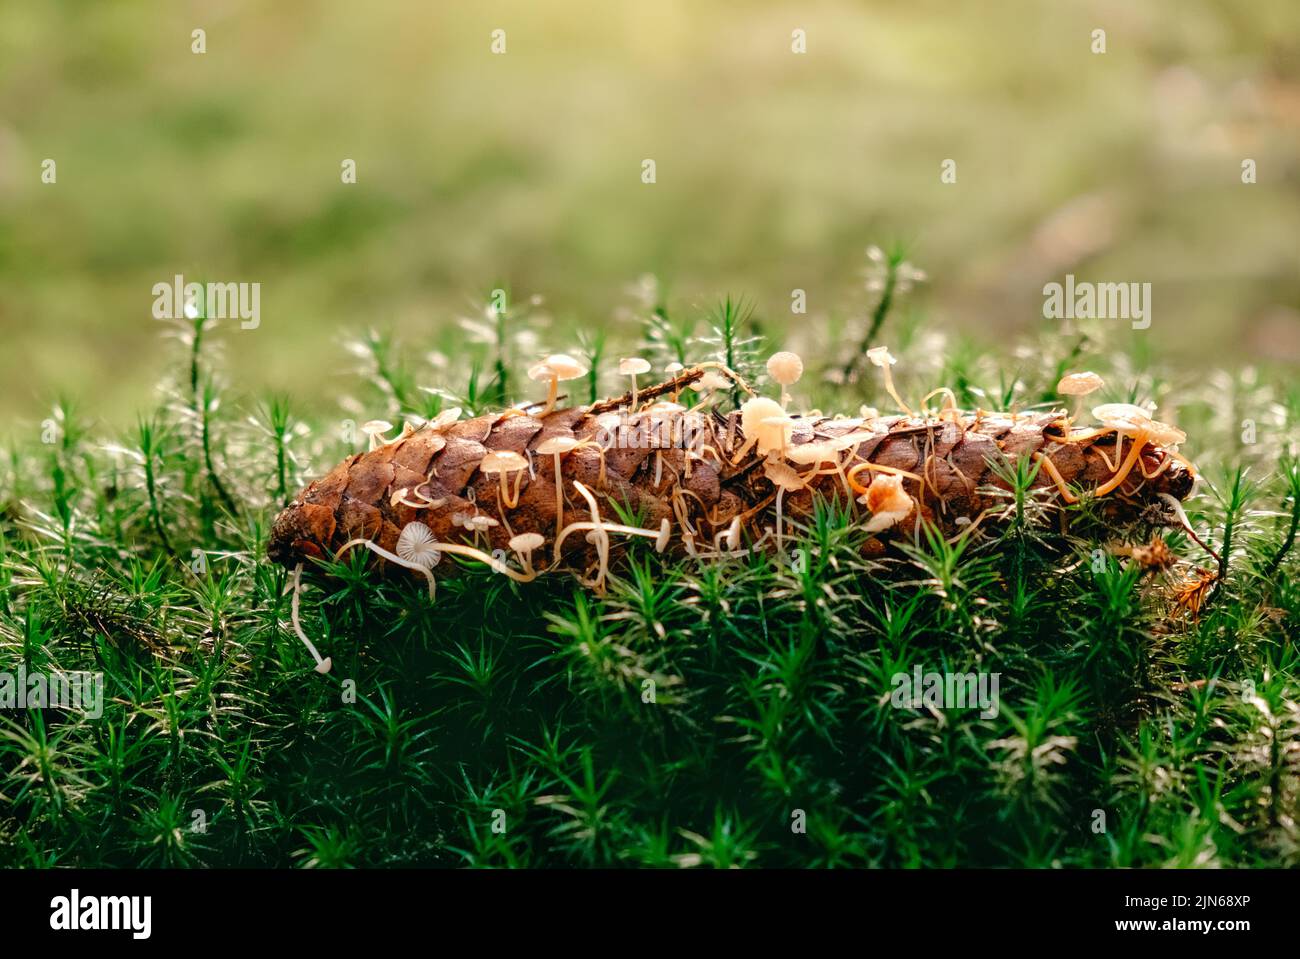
[664,362,684,374]
[361,419,394,436]
[1146,420,1187,447]
[763,459,805,491]
[1092,402,1153,434]
[428,408,462,431]
[618,357,652,376]
[479,450,529,474]
[528,354,587,382]
[509,532,545,554]
[1057,371,1104,397]
[695,371,732,392]
[536,436,580,456]
[465,515,499,531]
[766,351,804,387]
[396,522,441,568]
[866,346,897,368]
[741,397,792,456]
[785,442,835,466]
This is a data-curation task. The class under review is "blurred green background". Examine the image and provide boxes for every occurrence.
[1,0,1297,423]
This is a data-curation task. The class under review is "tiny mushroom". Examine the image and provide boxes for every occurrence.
[618,356,652,410]
[464,514,500,535]
[396,521,442,569]
[1092,402,1153,434]
[509,532,545,577]
[1146,419,1187,449]
[361,419,394,451]
[479,450,529,509]
[862,473,915,533]
[528,354,588,417]
[698,370,732,390]
[737,396,792,460]
[694,370,732,395]
[553,481,675,590]
[1056,371,1104,421]
[361,521,544,591]
[1090,403,1154,496]
[760,414,797,457]
[866,346,913,416]
[766,351,804,406]
[664,361,685,401]
[786,440,851,496]
[536,435,582,538]
[1089,402,1189,495]
[427,407,463,431]
[289,565,332,674]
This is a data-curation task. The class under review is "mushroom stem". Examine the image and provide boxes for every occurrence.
[845,461,924,495]
[498,470,524,509]
[1061,426,1117,444]
[336,538,438,600]
[1032,452,1079,504]
[554,521,667,553]
[393,487,446,510]
[586,530,610,594]
[828,454,854,499]
[289,564,332,674]
[550,452,565,540]
[729,434,759,466]
[1141,452,1175,480]
[1095,434,1124,473]
[563,480,610,589]
[422,542,539,582]
[920,387,959,420]
[1094,431,1149,496]
[540,375,559,417]
[712,516,742,551]
[878,363,913,416]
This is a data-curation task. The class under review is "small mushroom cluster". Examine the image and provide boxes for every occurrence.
[740,346,921,544]
[282,348,1196,676]
[1033,371,1193,505]
[527,354,587,416]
